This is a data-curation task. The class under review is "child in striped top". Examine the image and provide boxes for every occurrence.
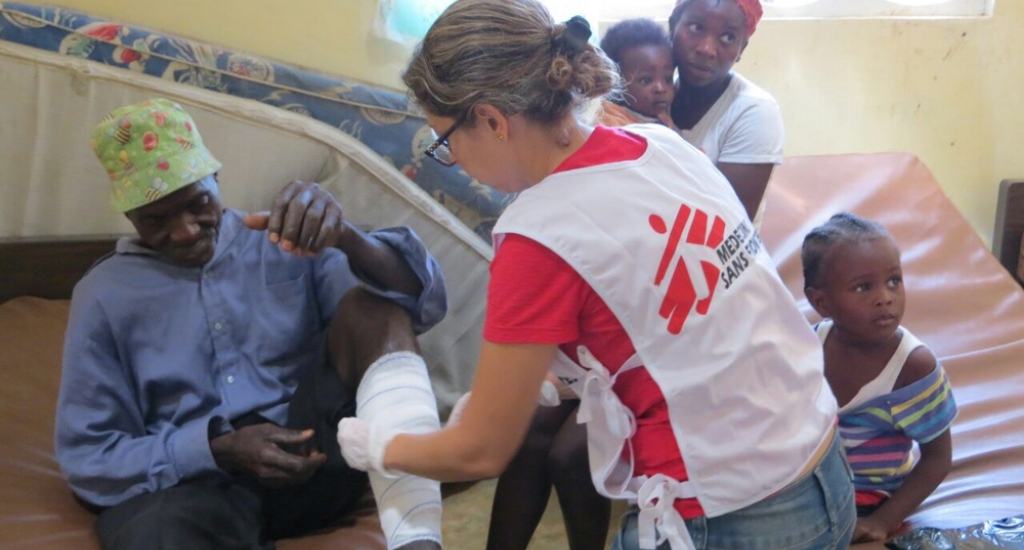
[801,213,957,544]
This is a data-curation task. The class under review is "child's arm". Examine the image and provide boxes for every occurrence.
[854,346,955,543]
[854,430,953,542]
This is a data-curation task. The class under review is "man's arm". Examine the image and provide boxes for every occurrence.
[55,294,222,507]
[334,223,422,296]
[56,292,328,506]
[246,180,447,332]
[262,180,421,294]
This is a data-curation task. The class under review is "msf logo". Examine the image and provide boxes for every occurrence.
[649,204,726,335]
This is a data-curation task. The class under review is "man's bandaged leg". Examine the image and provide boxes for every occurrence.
[356,351,442,549]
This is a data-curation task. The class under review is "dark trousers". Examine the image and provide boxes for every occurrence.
[95,363,368,550]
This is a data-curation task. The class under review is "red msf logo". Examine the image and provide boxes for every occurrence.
[649,204,726,335]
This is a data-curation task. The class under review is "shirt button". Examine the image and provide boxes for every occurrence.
[214,322,223,331]
[226,375,235,384]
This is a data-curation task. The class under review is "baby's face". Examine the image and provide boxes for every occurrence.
[620,44,675,118]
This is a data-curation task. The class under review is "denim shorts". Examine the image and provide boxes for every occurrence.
[612,434,855,550]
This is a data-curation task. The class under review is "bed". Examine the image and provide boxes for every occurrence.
[2,5,1023,549]
[760,155,1024,549]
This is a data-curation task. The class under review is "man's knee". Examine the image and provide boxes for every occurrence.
[333,287,412,334]
[328,287,418,385]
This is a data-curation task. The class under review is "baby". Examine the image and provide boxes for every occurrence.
[599,18,675,125]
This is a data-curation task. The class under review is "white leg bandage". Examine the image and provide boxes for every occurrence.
[356,352,443,549]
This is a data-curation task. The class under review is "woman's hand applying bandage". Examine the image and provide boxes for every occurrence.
[337,417,399,476]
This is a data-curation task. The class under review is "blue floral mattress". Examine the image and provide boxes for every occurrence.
[0,2,512,242]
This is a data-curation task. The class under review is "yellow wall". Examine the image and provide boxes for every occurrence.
[742,4,1024,244]
[52,0,1024,242]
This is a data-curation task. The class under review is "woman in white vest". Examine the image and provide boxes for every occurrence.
[337,1,855,548]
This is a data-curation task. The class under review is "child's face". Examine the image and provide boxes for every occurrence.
[620,44,675,118]
[811,235,906,343]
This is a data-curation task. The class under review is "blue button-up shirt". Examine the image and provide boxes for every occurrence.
[55,210,447,506]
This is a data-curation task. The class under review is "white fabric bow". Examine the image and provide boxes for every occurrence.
[574,346,642,500]
[575,347,637,440]
[637,474,697,550]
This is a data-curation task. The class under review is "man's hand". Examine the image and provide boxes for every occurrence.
[210,424,326,487]
[852,515,891,544]
[247,180,425,296]
[244,180,348,257]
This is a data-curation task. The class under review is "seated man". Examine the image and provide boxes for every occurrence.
[56,98,447,550]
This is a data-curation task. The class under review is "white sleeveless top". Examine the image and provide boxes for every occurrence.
[815,319,925,412]
[494,124,835,548]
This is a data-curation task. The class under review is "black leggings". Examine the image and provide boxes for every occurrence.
[486,400,611,550]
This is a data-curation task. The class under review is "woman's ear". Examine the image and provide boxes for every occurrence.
[805,286,829,318]
[473,104,509,140]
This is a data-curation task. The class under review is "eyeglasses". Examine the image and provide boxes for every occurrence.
[424,115,466,167]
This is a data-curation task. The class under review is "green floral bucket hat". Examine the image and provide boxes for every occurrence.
[91,98,222,213]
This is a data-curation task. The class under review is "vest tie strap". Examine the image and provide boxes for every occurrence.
[637,474,697,550]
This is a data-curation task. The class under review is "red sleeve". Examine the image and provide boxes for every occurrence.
[484,234,588,344]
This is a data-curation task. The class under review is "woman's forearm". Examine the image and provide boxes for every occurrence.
[384,424,509,481]
[380,342,558,482]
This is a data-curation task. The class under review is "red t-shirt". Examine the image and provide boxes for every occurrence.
[484,126,705,519]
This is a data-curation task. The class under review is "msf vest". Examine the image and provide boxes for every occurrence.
[494,125,836,549]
